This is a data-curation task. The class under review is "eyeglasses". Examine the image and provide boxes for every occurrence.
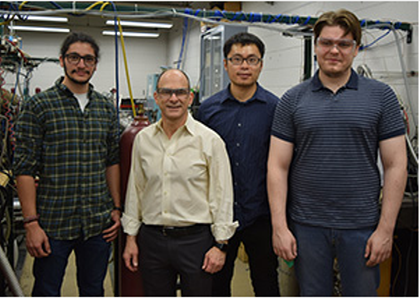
[156,88,190,100]
[316,37,357,52]
[65,53,97,67]
[227,55,262,66]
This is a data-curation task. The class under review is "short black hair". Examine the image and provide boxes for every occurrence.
[156,69,191,91]
[223,32,265,58]
[60,32,100,59]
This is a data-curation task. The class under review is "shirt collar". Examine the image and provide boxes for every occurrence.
[311,69,359,92]
[221,83,267,104]
[154,112,196,136]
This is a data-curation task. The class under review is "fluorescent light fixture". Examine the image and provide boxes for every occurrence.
[102,30,159,38]
[25,16,68,22]
[9,25,70,33]
[106,20,173,29]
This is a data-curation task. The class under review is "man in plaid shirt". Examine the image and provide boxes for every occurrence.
[13,32,121,296]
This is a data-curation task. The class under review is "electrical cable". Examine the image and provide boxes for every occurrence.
[177,17,189,70]
[366,24,417,128]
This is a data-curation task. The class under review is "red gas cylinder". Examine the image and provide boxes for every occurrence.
[117,112,150,296]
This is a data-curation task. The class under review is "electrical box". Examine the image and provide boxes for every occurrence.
[199,25,247,102]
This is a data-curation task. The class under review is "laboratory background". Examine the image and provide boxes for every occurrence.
[0,1,417,297]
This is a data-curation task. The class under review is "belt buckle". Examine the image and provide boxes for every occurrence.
[162,226,174,236]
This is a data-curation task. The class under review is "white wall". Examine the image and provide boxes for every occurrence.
[3,2,417,132]
[165,2,418,135]
[4,26,168,99]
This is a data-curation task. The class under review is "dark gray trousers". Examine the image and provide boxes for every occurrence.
[139,224,214,296]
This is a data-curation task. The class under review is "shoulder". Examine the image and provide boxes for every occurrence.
[191,117,225,143]
[200,89,226,108]
[257,85,280,104]
[357,75,391,91]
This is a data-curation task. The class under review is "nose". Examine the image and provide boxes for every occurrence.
[240,59,250,67]
[76,57,87,67]
[330,44,340,53]
[169,92,178,100]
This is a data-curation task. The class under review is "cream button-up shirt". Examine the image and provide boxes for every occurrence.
[121,113,238,241]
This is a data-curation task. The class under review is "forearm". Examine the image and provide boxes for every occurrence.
[267,164,289,231]
[377,135,407,234]
[106,164,121,208]
[16,175,37,217]
[377,165,407,233]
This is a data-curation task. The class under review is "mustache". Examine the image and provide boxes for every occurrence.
[71,69,90,75]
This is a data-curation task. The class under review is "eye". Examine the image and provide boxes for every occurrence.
[232,57,242,63]
[68,54,79,60]
[248,57,258,64]
[85,56,96,63]
[338,41,353,48]
[320,39,333,47]
[176,89,188,96]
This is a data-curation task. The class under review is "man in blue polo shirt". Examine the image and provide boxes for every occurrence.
[267,9,407,296]
[197,32,280,296]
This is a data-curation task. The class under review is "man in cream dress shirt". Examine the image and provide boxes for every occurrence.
[122,69,238,296]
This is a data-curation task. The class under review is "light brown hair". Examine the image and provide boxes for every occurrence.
[314,9,362,46]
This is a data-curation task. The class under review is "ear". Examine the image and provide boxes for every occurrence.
[223,59,228,71]
[353,45,360,58]
[154,91,159,105]
[188,91,194,106]
[59,56,64,68]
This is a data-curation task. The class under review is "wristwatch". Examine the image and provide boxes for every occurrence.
[214,242,229,253]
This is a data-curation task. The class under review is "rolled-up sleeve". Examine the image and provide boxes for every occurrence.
[121,134,144,236]
[208,136,239,241]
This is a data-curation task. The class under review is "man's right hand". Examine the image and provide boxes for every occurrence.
[272,227,297,261]
[25,222,51,258]
[123,235,139,272]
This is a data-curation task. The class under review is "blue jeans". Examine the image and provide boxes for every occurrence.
[290,221,380,296]
[32,234,111,296]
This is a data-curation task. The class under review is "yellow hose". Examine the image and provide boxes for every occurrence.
[117,17,136,117]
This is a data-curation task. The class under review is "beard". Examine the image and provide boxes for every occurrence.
[63,64,93,85]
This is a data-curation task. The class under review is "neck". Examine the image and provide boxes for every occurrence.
[230,83,257,102]
[318,69,352,94]
[62,77,89,94]
[161,114,188,139]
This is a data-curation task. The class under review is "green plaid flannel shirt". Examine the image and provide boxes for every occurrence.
[14,77,120,240]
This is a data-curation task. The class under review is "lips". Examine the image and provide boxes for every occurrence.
[238,73,251,79]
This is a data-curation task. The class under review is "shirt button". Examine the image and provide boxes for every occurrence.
[238,123,242,127]
[235,162,239,167]
[236,143,240,147]
[234,202,238,206]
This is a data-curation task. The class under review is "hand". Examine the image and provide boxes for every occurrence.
[123,236,139,272]
[365,228,393,267]
[25,222,51,258]
[272,227,297,261]
[202,246,226,274]
[103,209,121,242]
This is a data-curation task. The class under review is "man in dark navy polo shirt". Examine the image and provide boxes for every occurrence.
[268,9,407,296]
[197,32,280,296]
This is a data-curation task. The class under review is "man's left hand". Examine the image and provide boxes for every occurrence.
[202,246,226,274]
[103,209,121,242]
[364,227,393,267]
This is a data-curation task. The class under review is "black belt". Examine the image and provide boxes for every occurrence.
[144,224,210,238]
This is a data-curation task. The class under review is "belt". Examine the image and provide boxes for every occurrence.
[144,224,210,238]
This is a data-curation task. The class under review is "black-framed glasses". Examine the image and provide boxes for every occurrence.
[65,53,97,67]
[156,88,190,100]
[316,37,356,52]
[227,55,262,66]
